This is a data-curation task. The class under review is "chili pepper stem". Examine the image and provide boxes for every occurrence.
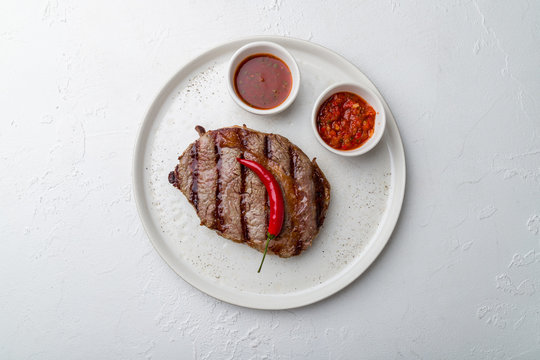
[258,233,275,273]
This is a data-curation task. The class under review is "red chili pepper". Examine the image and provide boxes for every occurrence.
[237,158,284,273]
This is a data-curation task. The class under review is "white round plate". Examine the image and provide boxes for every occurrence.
[133,36,406,310]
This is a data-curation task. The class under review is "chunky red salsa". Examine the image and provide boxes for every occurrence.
[234,54,292,109]
[316,92,376,150]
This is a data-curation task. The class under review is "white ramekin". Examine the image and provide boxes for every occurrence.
[227,41,300,115]
[311,83,386,156]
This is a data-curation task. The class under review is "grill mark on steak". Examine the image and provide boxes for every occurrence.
[189,143,199,210]
[264,135,270,159]
[239,130,249,242]
[313,164,327,228]
[239,159,249,242]
[214,134,223,231]
[289,145,303,256]
[289,145,296,181]
[263,135,270,234]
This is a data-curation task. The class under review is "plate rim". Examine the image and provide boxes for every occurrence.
[132,35,406,310]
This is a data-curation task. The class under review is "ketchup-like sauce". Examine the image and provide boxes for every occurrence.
[234,54,292,109]
[317,92,376,150]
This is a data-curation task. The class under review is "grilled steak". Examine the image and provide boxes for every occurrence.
[168,125,331,258]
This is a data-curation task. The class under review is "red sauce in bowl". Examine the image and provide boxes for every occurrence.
[234,54,292,110]
[316,92,376,150]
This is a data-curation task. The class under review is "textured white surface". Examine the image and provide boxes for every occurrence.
[1,0,539,358]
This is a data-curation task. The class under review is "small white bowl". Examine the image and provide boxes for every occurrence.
[227,41,300,115]
[311,83,386,156]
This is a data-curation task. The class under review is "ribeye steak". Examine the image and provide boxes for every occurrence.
[168,126,330,258]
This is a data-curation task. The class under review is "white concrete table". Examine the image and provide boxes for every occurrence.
[2,1,539,358]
